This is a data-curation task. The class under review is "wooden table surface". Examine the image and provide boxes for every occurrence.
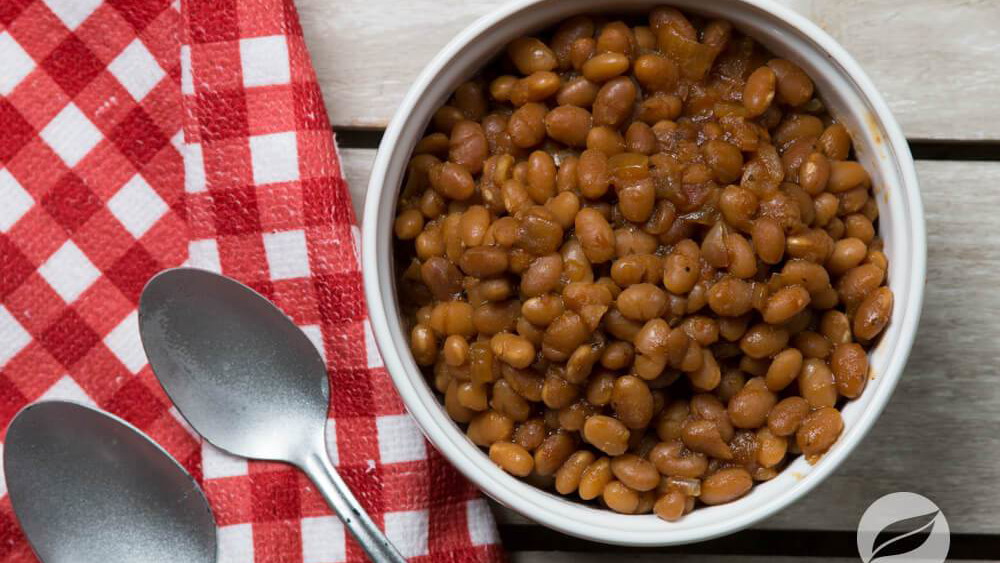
[297,1,1000,560]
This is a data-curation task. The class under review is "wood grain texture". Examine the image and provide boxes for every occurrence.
[339,147,1000,534]
[339,147,375,219]
[791,0,1000,141]
[301,0,1000,140]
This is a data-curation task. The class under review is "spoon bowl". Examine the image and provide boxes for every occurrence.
[4,401,216,563]
[139,268,405,563]
[138,267,328,462]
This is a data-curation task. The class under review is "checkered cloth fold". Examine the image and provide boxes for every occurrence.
[0,0,503,561]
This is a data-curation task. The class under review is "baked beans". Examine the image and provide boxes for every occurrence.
[394,6,892,521]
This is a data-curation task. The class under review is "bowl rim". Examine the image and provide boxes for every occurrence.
[362,0,926,546]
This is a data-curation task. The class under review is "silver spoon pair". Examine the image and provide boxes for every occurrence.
[5,268,405,563]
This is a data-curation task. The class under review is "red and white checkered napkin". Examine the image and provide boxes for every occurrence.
[0,0,504,561]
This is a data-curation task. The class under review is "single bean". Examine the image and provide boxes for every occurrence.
[831,342,869,398]
[489,75,518,102]
[728,385,777,429]
[743,66,776,117]
[688,348,721,391]
[654,490,687,521]
[611,375,655,429]
[837,263,885,307]
[616,283,667,322]
[649,440,708,478]
[768,396,810,437]
[681,419,732,460]
[453,81,487,119]
[634,53,678,92]
[586,371,616,406]
[534,431,576,476]
[459,246,508,278]
[582,52,630,82]
[828,161,870,193]
[410,324,438,366]
[556,76,599,107]
[765,348,803,391]
[430,161,475,201]
[578,457,613,500]
[521,253,563,297]
[512,418,545,450]
[854,286,893,340]
[611,454,660,492]
[603,480,640,514]
[508,103,548,148]
[575,207,616,263]
[818,123,852,161]
[719,185,758,232]
[542,311,590,360]
[762,285,811,324]
[593,77,637,128]
[767,59,814,107]
[756,428,787,468]
[544,105,592,147]
[794,330,832,359]
[596,21,634,56]
[727,233,757,278]
[542,372,580,409]
[444,334,470,367]
[569,37,596,71]
[491,332,536,369]
[700,468,753,505]
[663,252,700,295]
[786,228,834,264]
[799,358,837,408]
[432,106,465,134]
[468,410,514,446]
[555,450,596,494]
[583,414,631,455]
[507,37,558,74]
[800,152,830,195]
[449,120,488,174]
[492,379,531,421]
[510,71,562,106]
[490,442,534,476]
[740,323,789,359]
[796,407,844,457]
[394,209,424,240]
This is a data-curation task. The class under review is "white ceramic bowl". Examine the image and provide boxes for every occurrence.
[363,0,925,546]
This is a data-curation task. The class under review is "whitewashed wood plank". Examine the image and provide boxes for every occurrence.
[796,0,1000,141]
[302,0,1000,140]
[297,0,496,129]
[339,147,375,219]
[340,153,1000,533]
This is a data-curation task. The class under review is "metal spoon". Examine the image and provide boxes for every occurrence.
[138,268,406,563]
[4,401,217,563]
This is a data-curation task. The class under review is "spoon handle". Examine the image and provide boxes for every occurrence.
[300,448,408,563]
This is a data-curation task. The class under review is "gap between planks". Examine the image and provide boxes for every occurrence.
[340,149,1000,535]
[510,554,997,563]
[336,129,1000,160]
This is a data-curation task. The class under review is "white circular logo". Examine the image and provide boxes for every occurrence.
[857,492,950,563]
